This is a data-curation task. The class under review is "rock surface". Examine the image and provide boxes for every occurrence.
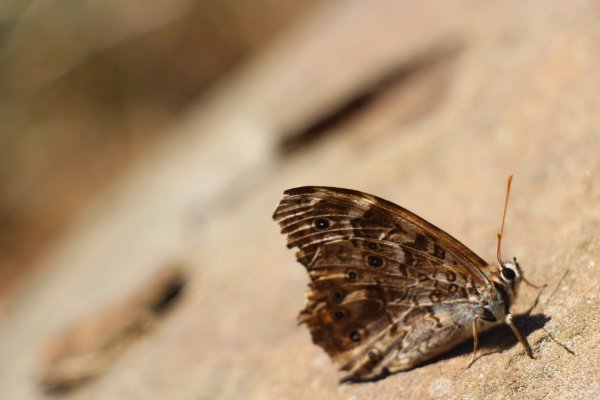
[1,1,599,399]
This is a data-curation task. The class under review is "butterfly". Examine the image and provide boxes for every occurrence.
[272,176,536,381]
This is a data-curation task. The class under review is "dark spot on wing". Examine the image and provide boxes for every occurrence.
[432,244,446,259]
[346,270,358,281]
[407,234,429,251]
[366,254,384,268]
[313,218,330,230]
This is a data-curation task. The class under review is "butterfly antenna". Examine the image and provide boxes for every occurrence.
[497,174,513,264]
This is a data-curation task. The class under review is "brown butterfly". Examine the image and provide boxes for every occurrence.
[272,176,537,381]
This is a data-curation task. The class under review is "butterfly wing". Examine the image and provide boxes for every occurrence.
[273,186,492,379]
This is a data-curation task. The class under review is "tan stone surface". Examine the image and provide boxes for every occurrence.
[1,1,599,399]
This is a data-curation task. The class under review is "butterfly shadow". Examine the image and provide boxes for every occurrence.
[438,271,575,367]
[341,313,551,384]
[432,312,551,367]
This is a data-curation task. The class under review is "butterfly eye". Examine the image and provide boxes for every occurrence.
[501,267,516,282]
[313,218,330,229]
[366,255,384,268]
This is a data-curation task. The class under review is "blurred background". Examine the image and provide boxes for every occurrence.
[0,0,319,297]
[1,1,599,399]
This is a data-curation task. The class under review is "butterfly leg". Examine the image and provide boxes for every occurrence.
[505,314,534,358]
[469,315,482,367]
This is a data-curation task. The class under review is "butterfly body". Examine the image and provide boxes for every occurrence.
[273,186,531,380]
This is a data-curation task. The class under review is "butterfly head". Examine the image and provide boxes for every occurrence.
[500,256,523,285]
[482,256,523,323]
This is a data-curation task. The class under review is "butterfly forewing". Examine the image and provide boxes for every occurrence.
[273,186,494,379]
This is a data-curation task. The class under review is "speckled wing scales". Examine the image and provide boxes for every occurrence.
[273,186,492,380]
